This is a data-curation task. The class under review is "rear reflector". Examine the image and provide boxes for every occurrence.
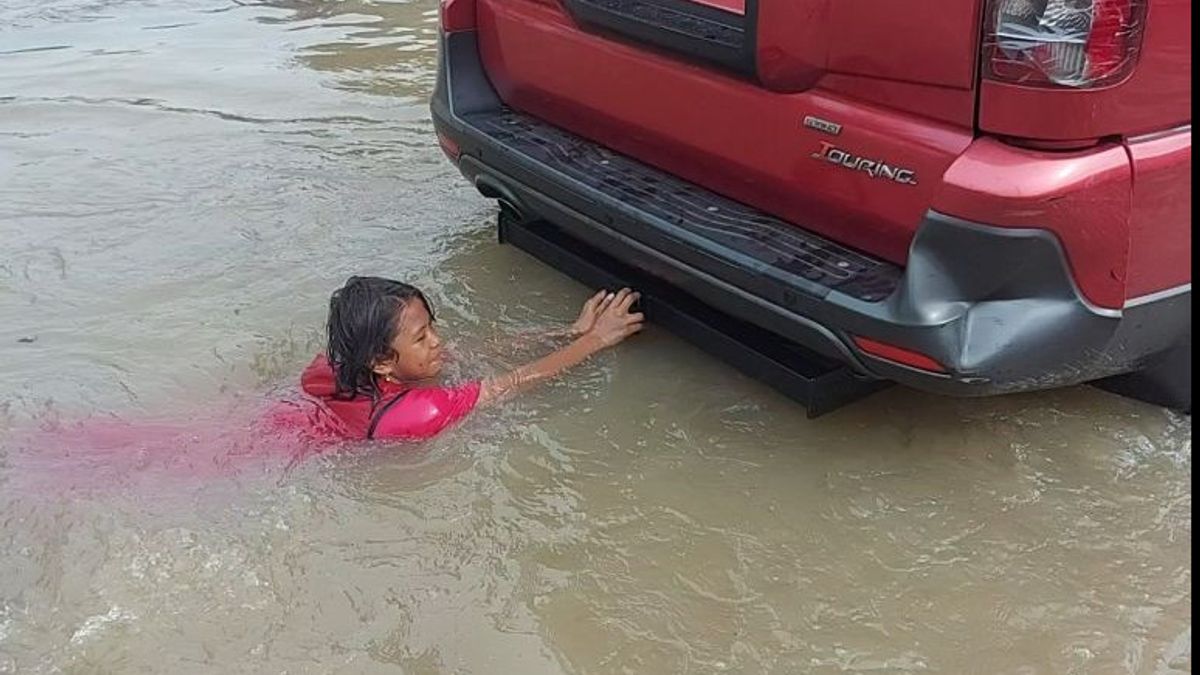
[852,336,947,373]
[985,0,1145,88]
[436,131,461,161]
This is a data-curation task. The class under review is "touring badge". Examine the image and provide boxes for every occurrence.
[810,141,918,186]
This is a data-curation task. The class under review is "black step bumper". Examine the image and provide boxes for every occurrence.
[431,31,1191,398]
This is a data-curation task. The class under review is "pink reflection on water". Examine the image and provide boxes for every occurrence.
[3,395,352,497]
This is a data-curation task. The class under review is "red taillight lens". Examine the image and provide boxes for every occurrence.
[985,0,1145,88]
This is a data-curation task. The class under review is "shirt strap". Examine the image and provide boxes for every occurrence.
[366,390,410,440]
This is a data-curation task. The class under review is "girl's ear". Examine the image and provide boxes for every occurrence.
[371,353,395,377]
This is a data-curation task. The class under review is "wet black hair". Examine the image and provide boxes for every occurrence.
[326,276,435,400]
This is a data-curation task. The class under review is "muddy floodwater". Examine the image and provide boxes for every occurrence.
[0,2,1191,673]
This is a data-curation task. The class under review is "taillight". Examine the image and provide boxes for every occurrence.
[985,0,1145,88]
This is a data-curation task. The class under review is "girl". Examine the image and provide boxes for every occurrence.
[299,276,644,440]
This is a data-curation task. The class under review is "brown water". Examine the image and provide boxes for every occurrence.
[0,2,1191,673]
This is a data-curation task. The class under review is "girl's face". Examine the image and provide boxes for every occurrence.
[372,300,444,383]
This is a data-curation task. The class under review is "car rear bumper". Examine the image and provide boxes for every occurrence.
[432,31,1191,397]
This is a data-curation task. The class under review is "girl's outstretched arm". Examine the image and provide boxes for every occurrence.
[484,289,616,353]
[478,288,643,406]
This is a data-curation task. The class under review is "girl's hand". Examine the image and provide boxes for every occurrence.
[569,289,615,337]
[582,288,643,348]
[478,288,644,406]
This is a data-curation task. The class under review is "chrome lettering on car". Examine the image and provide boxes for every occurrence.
[802,115,842,136]
[810,141,918,185]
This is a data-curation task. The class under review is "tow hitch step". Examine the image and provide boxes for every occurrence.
[498,211,890,417]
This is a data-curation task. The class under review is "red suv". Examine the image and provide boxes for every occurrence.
[432,0,1191,414]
